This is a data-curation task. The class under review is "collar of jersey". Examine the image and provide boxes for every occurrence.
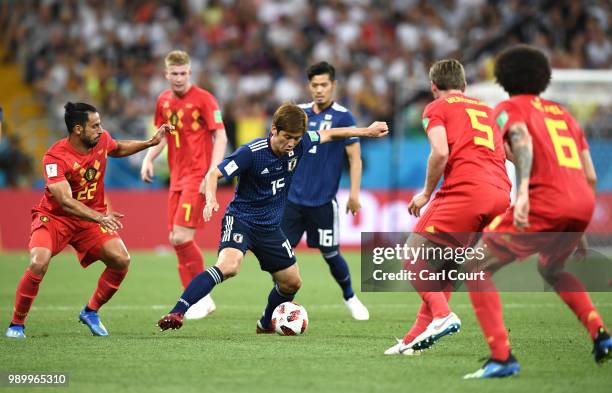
[311,101,334,115]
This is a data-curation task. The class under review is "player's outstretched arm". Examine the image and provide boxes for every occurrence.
[319,121,388,144]
[48,180,123,232]
[111,124,173,159]
[408,125,448,217]
[508,122,533,229]
[203,168,223,221]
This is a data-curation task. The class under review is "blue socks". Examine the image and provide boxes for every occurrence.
[260,284,295,329]
[171,266,223,314]
[323,251,354,300]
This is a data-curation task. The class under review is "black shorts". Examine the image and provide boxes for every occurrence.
[281,200,340,253]
[218,214,296,273]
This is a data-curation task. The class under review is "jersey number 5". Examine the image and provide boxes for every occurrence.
[466,108,495,151]
[544,118,582,169]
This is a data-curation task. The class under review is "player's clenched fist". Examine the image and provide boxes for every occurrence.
[366,121,389,137]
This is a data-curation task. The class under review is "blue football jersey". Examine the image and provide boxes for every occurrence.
[288,102,358,207]
[218,131,321,231]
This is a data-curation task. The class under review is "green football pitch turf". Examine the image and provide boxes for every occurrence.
[0,251,611,393]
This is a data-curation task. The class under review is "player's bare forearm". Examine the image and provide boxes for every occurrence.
[111,140,156,157]
[319,122,388,143]
[508,123,533,193]
[203,168,223,220]
[60,197,105,222]
[112,124,172,158]
[580,149,597,192]
[48,181,103,223]
[143,135,167,163]
[423,151,447,197]
[423,125,448,197]
[346,143,362,199]
[210,128,228,169]
[204,168,223,202]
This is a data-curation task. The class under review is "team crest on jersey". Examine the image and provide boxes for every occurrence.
[288,157,298,172]
[84,167,97,182]
[169,112,179,126]
[233,233,243,243]
[39,216,50,223]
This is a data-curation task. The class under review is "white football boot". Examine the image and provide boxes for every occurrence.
[410,312,461,350]
[344,295,370,320]
[184,294,216,320]
[384,338,421,355]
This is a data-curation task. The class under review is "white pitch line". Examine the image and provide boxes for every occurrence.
[0,302,610,312]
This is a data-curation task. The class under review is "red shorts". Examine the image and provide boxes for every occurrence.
[414,183,510,247]
[168,187,205,230]
[28,212,120,267]
[482,208,590,267]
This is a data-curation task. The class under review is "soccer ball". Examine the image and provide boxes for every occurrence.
[271,302,308,336]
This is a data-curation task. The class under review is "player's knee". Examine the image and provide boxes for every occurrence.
[169,231,182,246]
[217,257,241,278]
[169,225,196,247]
[28,251,51,276]
[278,275,302,294]
[537,263,559,285]
[107,251,131,270]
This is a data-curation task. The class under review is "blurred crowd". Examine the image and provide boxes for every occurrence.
[0,0,611,185]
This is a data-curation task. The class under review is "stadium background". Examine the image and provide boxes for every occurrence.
[0,0,611,250]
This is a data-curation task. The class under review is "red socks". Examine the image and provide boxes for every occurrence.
[419,291,451,319]
[553,272,607,339]
[11,269,43,325]
[173,241,205,288]
[87,268,128,311]
[466,273,510,361]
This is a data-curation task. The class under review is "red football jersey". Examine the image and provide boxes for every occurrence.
[34,131,117,223]
[422,93,510,190]
[155,85,225,191]
[493,95,594,219]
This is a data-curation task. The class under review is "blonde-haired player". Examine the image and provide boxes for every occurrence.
[141,51,228,319]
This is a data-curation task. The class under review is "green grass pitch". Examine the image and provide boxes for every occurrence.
[1,251,611,393]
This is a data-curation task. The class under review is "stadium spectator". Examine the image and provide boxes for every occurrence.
[0,0,610,187]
